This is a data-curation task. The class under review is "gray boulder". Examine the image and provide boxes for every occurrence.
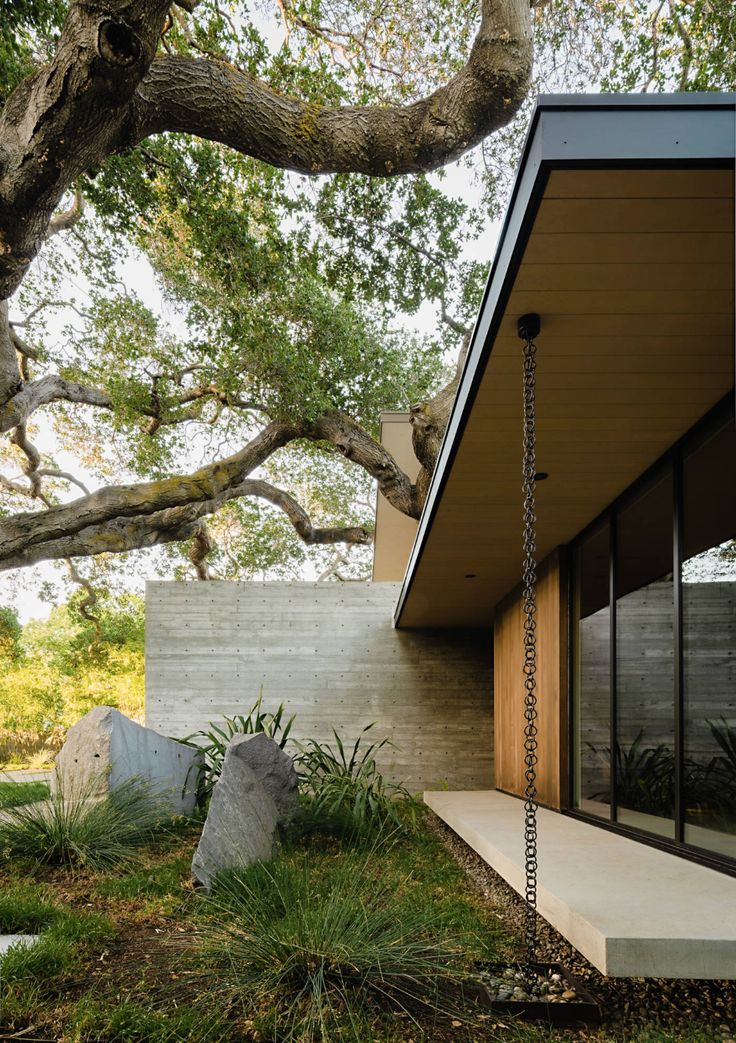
[51,706,201,816]
[228,733,299,821]
[192,743,280,891]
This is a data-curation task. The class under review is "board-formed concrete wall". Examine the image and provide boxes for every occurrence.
[145,581,492,792]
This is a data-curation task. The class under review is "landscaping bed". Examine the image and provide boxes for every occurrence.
[0,780,732,1042]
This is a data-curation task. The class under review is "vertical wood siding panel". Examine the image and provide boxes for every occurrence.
[494,549,566,808]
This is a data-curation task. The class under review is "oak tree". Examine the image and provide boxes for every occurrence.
[0,0,729,587]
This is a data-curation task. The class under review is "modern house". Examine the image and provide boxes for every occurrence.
[146,93,736,979]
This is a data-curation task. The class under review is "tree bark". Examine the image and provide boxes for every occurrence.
[0,475,372,569]
[304,413,421,518]
[0,374,111,433]
[0,0,532,303]
[410,331,472,502]
[0,302,19,405]
[132,0,532,176]
[0,421,297,560]
[0,0,171,300]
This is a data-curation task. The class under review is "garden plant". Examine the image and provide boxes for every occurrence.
[0,716,733,1041]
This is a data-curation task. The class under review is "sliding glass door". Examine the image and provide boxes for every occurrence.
[682,417,736,858]
[615,466,675,838]
[571,399,736,867]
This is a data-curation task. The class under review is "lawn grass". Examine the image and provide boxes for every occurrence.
[0,780,49,809]
[0,808,729,1043]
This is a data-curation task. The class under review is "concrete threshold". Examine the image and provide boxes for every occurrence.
[424,789,736,979]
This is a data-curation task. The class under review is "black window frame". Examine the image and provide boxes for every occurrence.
[566,390,736,877]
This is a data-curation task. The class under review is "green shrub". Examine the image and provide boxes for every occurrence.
[0,595,145,767]
[179,690,295,801]
[296,725,419,836]
[0,776,169,871]
[198,849,468,1041]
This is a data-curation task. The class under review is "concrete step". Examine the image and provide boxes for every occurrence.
[425,788,736,979]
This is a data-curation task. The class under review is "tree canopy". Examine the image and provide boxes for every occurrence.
[0,0,732,608]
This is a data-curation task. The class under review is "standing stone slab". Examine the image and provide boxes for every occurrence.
[228,733,299,820]
[192,740,280,891]
[51,706,200,815]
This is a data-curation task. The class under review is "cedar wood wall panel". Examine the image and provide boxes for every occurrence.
[494,548,568,808]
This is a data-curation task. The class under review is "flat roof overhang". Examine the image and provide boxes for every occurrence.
[395,93,736,629]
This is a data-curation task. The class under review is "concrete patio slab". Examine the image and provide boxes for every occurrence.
[425,789,736,979]
[0,770,52,783]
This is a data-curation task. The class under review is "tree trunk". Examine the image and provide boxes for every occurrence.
[409,333,471,510]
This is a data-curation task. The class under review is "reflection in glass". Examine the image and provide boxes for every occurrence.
[573,522,611,818]
[616,468,675,838]
[683,418,736,858]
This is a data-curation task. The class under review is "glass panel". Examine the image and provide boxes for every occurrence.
[573,520,611,818]
[683,416,736,858]
[616,468,675,838]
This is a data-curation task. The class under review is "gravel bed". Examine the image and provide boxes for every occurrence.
[427,811,736,1039]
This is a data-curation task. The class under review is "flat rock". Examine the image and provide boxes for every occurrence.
[227,733,299,820]
[51,706,201,816]
[192,740,279,892]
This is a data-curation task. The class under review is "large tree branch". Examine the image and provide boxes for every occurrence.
[0,369,262,434]
[0,374,112,433]
[0,303,21,404]
[132,0,531,176]
[0,474,372,569]
[0,0,530,307]
[0,507,206,569]
[0,421,298,560]
[303,413,421,518]
[237,479,372,545]
[0,0,172,300]
[46,187,85,240]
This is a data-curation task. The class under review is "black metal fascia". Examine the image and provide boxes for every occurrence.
[392,92,736,630]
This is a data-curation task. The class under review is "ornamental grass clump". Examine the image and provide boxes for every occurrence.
[0,776,167,871]
[296,724,419,837]
[199,852,469,1042]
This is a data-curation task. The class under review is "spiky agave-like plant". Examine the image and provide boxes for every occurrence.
[296,724,419,836]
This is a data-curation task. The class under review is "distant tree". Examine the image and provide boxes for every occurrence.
[0,604,22,662]
[0,593,145,739]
